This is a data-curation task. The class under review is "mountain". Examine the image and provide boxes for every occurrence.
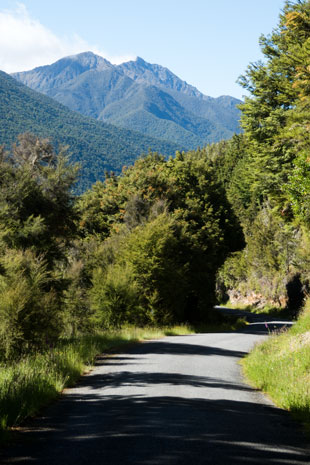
[0,70,181,191]
[12,52,242,149]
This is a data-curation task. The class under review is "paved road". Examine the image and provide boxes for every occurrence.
[1,322,309,464]
[214,305,294,325]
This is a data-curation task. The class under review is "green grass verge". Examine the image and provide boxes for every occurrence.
[0,325,194,436]
[241,301,310,429]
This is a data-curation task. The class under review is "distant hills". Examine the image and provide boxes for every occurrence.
[0,70,181,191]
[12,52,242,149]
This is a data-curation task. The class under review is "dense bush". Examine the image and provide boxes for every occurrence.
[79,151,243,325]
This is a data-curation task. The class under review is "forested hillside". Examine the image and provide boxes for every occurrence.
[0,71,181,191]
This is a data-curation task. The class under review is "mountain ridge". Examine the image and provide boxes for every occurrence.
[12,52,242,149]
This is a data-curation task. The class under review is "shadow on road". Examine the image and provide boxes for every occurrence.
[125,340,248,358]
[215,305,294,335]
[1,394,308,464]
[0,320,307,464]
[78,371,255,392]
[238,322,294,336]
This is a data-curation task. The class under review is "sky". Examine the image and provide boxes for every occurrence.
[0,0,286,99]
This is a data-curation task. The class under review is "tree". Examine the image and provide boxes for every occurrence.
[0,134,78,357]
[82,151,243,324]
[216,1,310,307]
[237,1,310,209]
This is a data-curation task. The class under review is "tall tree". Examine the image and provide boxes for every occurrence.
[0,134,78,357]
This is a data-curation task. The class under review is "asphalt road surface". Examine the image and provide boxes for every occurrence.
[1,319,310,464]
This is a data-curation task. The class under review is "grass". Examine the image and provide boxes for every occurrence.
[241,300,310,429]
[0,317,247,440]
[0,325,194,437]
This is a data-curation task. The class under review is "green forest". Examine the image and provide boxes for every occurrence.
[2,0,310,432]
[0,70,180,192]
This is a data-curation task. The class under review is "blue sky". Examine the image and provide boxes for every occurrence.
[0,0,285,99]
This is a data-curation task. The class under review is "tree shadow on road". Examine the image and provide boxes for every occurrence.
[1,394,308,464]
[1,333,307,464]
[76,370,255,392]
[126,340,248,358]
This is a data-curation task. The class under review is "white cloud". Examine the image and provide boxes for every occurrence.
[0,3,135,73]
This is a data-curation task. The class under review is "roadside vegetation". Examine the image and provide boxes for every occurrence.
[0,325,193,436]
[211,1,310,315]
[218,301,294,319]
[0,316,244,436]
[242,299,310,429]
[213,1,310,429]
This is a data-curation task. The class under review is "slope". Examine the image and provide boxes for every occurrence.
[0,70,181,191]
[118,57,241,133]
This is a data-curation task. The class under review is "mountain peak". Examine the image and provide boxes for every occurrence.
[135,56,146,64]
[117,58,206,100]
[66,51,113,70]
[11,51,114,93]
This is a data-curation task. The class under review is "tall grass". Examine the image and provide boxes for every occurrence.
[242,301,310,428]
[0,325,193,434]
